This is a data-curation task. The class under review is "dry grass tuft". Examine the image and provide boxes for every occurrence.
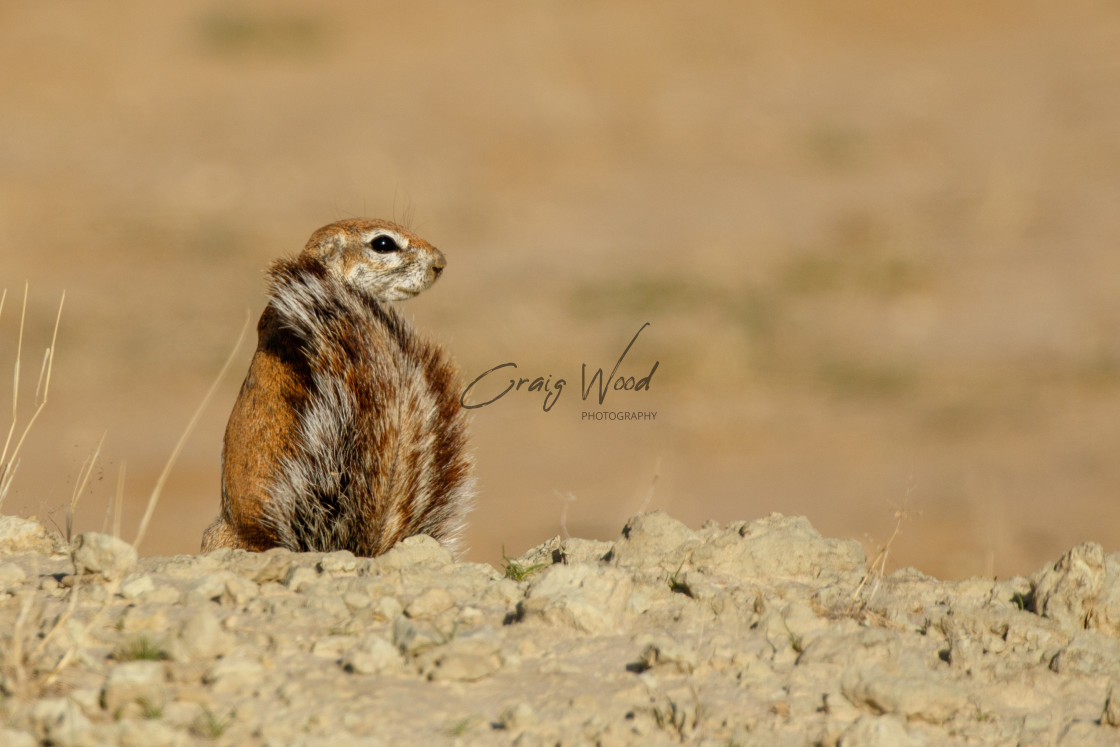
[0,284,64,510]
[846,506,919,620]
[0,303,248,698]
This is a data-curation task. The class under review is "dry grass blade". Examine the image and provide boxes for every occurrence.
[5,593,35,695]
[847,508,911,616]
[0,285,65,508]
[133,312,249,550]
[0,284,28,477]
[67,432,106,543]
[3,310,247,696]
[39,315,249,689]
[113,461,126,540]
[30,575,81,663]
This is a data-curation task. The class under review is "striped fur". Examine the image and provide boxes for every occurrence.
[202,219,474,557]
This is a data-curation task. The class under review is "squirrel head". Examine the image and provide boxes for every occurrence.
[301,219,446,302]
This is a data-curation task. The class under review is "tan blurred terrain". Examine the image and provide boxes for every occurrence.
[2,1,1119,579]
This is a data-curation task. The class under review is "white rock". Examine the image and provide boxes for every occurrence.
[102,660,166,714]
[119,574,156,599]
[312,635,357,658]
[168,609,234,662]
[71,532,137,581]
[372,596,403,621]
[405,588,455,619]
[0,728,35,747]
[342,635,402,675]
[0,515,61,556]
[318,550,358,574]
[608,511,698,570]
[518,564,634,634]
[425,633,502,682]
[118,606,169,634]
[1033,543,1106,631]
[115,718,186,747]
[840,715,925,747]
[0,561,27,591]
[284,565,320,592]
[31,698,93,747]
[636,635,698,674]
[499,702,538,730]
[841,662,968,725]
[203,656,264,692]
[376,534,453,571]
[691,514,866,581]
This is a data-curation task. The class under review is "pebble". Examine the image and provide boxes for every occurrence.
[0,514,62,556]
[341,635,402,675]
[71,532,137,581]
[102,661,166,714]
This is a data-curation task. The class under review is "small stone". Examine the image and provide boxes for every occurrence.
[390,615,440,655]
[1058,721,1111,746]
[1090,555,1120,637]
[841,662,968,725]
[226,546,293,584]
[186,571,258,605]
[118,606,169,634]
[68,688,102,715]
[0,561,27,591]
[1105,681,1120,728]
[560,538,613,564]
[372,596,403,621]
[311,635,356,658]
[303,593,349,617]
[839,715,923,747]
[342,591,371,610]
[608,511,698,570]
[426,633,502,682]
[0,727,35,747]
[319,550,358,574]
[284,565,320,592]
[0,515,61,556]
[1050,632,1120,679]
[102,661,166,714]
[203,656,263,692]
[116,718,185,747]
[518,563,634,634]
[31,698,93,747]
[1032,543,1106,632]
[376,534,453,570]
[636,635,698,674]
[499,702,538,730]
[692,514,866,581]
[72,532,137,581]
[119,574,155,600]
[169,609,234,662]
[342,635,402,675]
[405,588,455,619]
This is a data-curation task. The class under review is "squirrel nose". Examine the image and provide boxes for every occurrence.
[431,249,447,276]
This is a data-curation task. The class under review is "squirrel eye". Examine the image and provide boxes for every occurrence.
[369,235,401,253]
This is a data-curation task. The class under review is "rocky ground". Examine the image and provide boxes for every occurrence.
[1,511,1120,746]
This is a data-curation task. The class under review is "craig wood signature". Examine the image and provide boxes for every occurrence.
[460,323,658,413]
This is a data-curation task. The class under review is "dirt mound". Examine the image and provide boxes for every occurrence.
[1,511,1118,745]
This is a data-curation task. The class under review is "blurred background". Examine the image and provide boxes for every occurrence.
[2,1,1119,579]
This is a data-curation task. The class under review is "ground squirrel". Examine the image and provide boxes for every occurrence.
[201,219,474,557]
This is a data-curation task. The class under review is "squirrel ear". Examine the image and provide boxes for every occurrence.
[304,229,346,261]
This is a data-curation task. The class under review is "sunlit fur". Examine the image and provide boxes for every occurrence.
[202,219,474,556]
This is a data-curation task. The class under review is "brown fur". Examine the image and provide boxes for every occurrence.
[202,219,474,556]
